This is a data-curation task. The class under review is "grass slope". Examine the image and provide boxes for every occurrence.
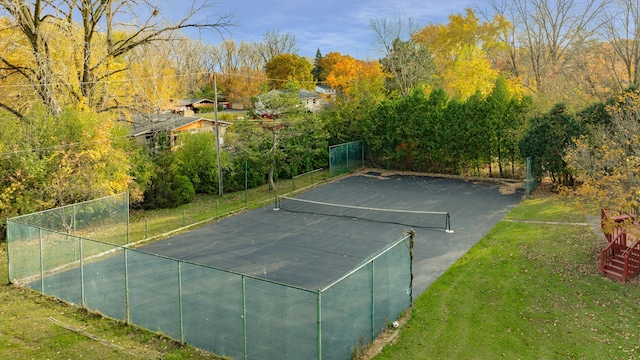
[374,197,640,359]
[0,243,225,359]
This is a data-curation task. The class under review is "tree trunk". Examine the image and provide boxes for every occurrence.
[268,162,276,190]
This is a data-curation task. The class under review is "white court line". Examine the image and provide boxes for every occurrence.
[501,219,589,226]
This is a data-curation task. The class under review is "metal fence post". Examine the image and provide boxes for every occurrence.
[178,261,184,343]
[361,140,365,169]
[346,142,350,172]
[126,192,130,244]
[317,290,322,360]
[245,160,248,207]
[80,237,85,308]
[73,204,77,261]
[39,228,44,294]
[124,249,130,324]
[371,261,375,342]
[242,276,247,360]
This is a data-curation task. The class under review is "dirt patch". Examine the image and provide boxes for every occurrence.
[354,308,412,360]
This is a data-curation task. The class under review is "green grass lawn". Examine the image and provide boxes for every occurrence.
[373,197,640,359]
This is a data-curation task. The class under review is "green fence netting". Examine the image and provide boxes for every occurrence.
[6,194,413,360]
[329,140,364,177]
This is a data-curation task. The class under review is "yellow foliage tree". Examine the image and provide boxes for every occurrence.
[413,8,512,99]
[440,45,499,98]
[120,44,183,112]
[565,90,640,212]
[265,54,314,90]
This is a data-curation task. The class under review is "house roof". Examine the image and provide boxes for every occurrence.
[177,98,215,106]
[315,84,335,93]
[261,89,322,100]
[298,89,322,99]
[130,114,230,137]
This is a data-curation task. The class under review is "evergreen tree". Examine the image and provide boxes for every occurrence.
[312,48,323,82]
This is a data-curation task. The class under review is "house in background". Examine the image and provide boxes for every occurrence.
[299,89,327,113]
[130,113,231,149]
[167,98,217,115]
[315,84,336,100]
[253,89,330,118]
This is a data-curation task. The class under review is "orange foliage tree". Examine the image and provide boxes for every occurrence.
[326,55,386,101]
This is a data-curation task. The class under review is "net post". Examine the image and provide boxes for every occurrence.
[445,213,454,233]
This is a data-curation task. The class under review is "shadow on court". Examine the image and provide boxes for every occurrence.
[141,171,524,294]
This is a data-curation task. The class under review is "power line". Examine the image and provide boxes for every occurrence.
[0,69,330,89]
[0,135,131,158]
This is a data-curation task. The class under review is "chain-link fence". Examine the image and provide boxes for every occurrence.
[7,194,413,360]
[329,140,364,177]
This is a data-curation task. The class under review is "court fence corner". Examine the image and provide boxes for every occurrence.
[6,193,413,360]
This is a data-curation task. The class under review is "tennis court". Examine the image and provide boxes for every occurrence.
[8,170,524,359]
[141,171,524,294]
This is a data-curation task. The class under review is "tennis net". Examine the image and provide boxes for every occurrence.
[275,196,453,233]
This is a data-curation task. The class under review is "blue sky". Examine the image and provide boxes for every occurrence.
[167,0,478,59]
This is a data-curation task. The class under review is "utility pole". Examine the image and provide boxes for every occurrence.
[214,74,223,196]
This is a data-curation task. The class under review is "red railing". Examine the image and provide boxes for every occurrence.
[600,230,627,276]
[621,239,640,281]
[600,208,640,281]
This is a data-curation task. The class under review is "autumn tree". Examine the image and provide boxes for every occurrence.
[601,0,640,90]
[264,54,314,90]
[371,17,435,97]
[323,56,386,143]
[0,0,234,117]
[485,0,609,107]
[413,8,511,98]
[256,30,298,65]
[317,51,343,83]
[0,107,149,236]
[326,56,385,99]
[123,42,183,113]
[213,39,264,106]
[565,89,640,211]
[172,38,221,99]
